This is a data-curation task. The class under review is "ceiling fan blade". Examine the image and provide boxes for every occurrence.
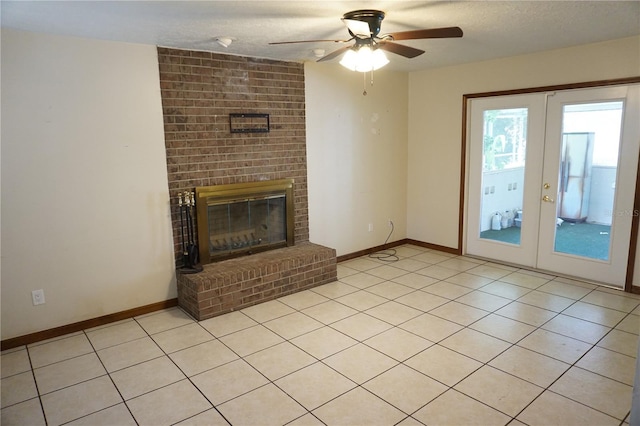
[377,41,424,58]
[269,39,350,45]
[386,26,463,41]
[317,45,352,62]
[342,18,371,38]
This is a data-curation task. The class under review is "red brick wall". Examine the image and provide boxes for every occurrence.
[157,48,309,263]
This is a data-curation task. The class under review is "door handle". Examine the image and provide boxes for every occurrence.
[542,195,554,203]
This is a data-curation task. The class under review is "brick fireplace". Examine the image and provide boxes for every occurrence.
[158,47,336,319]
[158,47,310,257]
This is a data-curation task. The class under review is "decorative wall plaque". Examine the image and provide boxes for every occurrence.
[229,113,270,133]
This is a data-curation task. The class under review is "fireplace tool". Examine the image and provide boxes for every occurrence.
[178,191,202,273]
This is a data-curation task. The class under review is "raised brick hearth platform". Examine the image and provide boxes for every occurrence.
[177,242,337,320]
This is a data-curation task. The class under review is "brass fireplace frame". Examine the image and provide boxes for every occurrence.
[195,179,295,264]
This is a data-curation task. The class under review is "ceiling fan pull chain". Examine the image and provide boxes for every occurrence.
[362,69,376,96]
[363,71,367,96]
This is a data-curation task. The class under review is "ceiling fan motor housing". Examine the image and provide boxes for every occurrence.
[343,9,385,38]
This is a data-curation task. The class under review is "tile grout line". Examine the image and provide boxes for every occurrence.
[395,269,635,423]
[24,342,48,426]
[492,283,639,423]
[128,313,232,425]
[284,264,520,424]
[4,248,638,425]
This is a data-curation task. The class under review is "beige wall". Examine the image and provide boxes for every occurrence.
[3,28,639,340]
[1,29,176,340]
[408,36,640,249]
[305,62,408,256]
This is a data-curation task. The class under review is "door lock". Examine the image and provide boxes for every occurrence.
[542,195,554,203]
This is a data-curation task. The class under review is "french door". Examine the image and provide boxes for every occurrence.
[466,84,640,288]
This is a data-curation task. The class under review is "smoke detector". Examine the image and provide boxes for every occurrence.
[216,37,235,48]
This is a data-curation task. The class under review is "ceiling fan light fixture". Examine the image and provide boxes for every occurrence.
[339,45,389,72]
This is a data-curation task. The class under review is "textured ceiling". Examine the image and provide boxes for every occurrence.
[2,1,639,72]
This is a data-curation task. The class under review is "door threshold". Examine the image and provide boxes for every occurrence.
[462,253,626,292]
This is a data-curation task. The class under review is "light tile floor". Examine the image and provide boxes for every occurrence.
[2,244,639,425]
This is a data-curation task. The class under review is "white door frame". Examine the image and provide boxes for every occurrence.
[461,78,640,291]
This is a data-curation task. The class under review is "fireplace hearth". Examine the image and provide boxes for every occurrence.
[179,178,337,320]
[195,179,295,264]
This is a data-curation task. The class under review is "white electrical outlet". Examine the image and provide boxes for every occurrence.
[368,223,373,232]
[32,289,45,306]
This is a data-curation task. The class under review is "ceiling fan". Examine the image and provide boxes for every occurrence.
[269,9,463,64]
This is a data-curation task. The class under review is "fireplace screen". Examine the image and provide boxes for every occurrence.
[208,195,286,253]
[196,179,294,263]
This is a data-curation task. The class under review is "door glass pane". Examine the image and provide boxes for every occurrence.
[479,108,527,245]
[553,101,623,260]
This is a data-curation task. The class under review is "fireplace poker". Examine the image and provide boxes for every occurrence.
[186,192,200,266]
[177,191,202,273]
[183,192,193,264]
[183,192,192,247]
[178,193,187,255]
[188,191,196,246]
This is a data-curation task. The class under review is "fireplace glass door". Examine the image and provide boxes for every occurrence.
[208,195,287,256]
[195,179,295,263]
